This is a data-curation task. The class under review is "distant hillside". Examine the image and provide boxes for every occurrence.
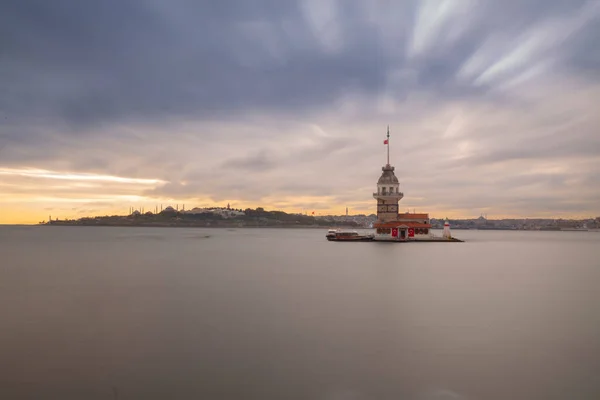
[45,207,370,228]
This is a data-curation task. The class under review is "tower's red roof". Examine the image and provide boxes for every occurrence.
[374,221,431,229]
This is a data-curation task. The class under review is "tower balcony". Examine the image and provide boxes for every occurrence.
[373,192,404,199]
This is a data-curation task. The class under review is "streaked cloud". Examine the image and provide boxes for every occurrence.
[0,168,164,185]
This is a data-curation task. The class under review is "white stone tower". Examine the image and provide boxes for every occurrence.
[443,219,451,238]
[373,126,404,222]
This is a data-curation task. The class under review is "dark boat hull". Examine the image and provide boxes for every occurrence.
[326,236,374,242]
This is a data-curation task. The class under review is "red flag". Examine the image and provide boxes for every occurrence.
[408,228,414,237]
[383,139,388,145]
[391,228,398,237]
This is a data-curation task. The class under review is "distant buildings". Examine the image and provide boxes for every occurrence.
[429,216,600,231]
[129,205,246,219]
[186,207,245,219]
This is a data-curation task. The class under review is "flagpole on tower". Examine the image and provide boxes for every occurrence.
[386,125,390,166]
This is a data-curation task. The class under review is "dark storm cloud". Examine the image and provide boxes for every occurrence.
[1,0,595,134]
[0,0,389,131]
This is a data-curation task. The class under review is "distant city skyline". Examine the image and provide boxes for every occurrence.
[1,0,600,224]
[41,203,600,232]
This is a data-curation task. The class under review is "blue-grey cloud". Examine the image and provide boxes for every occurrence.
[0,0,389,128]
[1,0,594,129]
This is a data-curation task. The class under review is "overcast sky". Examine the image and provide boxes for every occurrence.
[1,0,599,222]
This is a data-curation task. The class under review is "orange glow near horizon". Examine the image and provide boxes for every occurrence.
[0,168,597,224]
[0,196,377,225]
[1,198,596,225]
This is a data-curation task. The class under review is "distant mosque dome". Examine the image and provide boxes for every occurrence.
[377,164,399,184]
[163,206,176,212]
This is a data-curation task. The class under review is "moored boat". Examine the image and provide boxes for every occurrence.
[326,229,374,241]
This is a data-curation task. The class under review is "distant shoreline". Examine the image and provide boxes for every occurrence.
[35,223,356,229]
[3,224,597,232]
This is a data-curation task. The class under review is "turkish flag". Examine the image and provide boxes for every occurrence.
[383,139,389,145]
[391,228,398,237]
[408,228,415,237]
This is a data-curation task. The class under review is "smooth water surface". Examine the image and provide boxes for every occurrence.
[1,226,599,399]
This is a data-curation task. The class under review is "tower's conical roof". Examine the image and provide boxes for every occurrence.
[377,164,399,184]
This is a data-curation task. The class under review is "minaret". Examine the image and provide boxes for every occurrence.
[373,126,404,222]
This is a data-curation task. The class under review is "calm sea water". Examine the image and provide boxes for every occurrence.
[1,226,599,400]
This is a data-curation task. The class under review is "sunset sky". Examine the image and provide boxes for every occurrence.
[1,0,599,224]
